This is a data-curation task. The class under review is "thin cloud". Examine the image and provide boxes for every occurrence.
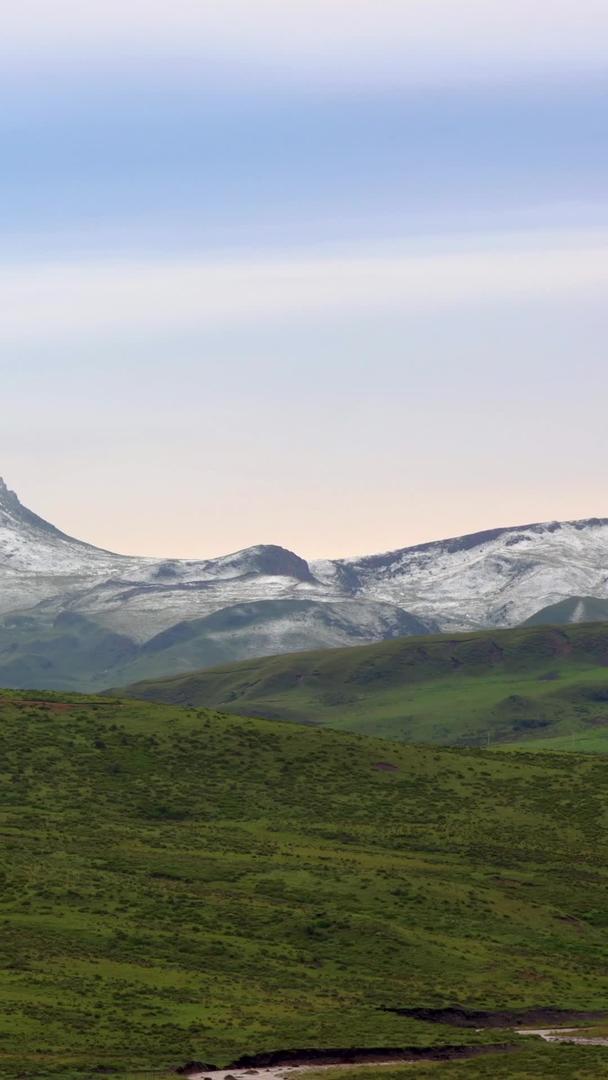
[3,1,608,89]
[1,233,606,344]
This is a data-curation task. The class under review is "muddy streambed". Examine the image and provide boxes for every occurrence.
[516,1026,608,1047]
[182,1008,608,1080]
[188,1044,517,1080]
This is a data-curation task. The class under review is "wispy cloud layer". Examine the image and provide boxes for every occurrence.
[3,2,607,554]
[2,234,606,344]
[3,0,608,89]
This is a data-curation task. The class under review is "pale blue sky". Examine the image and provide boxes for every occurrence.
[2,1,607,558]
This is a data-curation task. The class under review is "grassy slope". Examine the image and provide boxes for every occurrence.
[120,623,608,748]
[306,1042,608,1079]
[0,614,137,692]
[523,595,608,626]
[0,601,428,694]
[2,691,608,1077]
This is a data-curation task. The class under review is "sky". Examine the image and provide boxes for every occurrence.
[1,0,607,559]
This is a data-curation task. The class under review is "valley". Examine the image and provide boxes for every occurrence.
[5,484,608,1079]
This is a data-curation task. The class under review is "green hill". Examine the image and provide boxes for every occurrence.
[0,602,429,694]
[119,622,608,750]
[0,612,138,691]
[2,688,608,1077]
[523,596,608,626]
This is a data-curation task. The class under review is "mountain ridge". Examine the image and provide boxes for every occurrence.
[3,476,608,688]
[341,515,608,565]
[5,473,608,591]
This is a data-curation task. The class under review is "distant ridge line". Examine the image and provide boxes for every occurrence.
[341,516,608,567]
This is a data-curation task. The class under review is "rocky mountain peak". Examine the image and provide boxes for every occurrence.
[216,544,316,583]
[0,477,30,525]
[0,476,18,506]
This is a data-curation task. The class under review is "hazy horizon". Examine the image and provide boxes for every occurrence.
[4,471,608,564]
[3,1,607,559]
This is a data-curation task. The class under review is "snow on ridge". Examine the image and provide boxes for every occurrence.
[2,477,608,640]
[338,515,608,570]
[344,518,608,630]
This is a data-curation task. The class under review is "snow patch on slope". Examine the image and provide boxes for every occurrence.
[329,518,608,629]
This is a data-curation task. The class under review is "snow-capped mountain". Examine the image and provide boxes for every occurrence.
[0,477,422,644]
[0,477,134,612]
[326,518,608,631]
[2,476,608,690]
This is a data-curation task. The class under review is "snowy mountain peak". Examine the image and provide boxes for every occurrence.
[0,476,89,544]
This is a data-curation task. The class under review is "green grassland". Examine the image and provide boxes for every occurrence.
[2,689,608,1078]
[120,623,608,749]
[304,1040,608,1078]
[523,595,608,627]
[503,729,608,753]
